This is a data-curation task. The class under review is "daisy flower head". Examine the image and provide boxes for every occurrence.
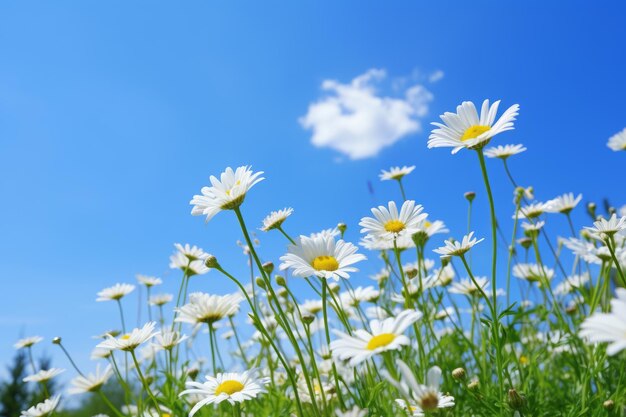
[279,234,366,281]
[384,360,454,416]
[96,322,158,352]
[516,202,548,220]
[149,293,173,306]
[584,213,626,239]
[68,364,113,394]
[179,368,270,416]
[190,166,264,222]
[484,144,527,159]
[153,329,188,351]
[428,99,520,154]
[359,200,427,241]
[260,207,293,232]
[433,232,484,258]
[21,396,60,417]
[14,336,43,350]
[174,243,210,262]
[330,309,422,366]
[170,244,210,276]
[607,127,626,151]
[175,292,242,325]
[512,263,555,284]
[579,288,626,355]
[96,283,135,302]
[23,368,65,383]
[449,277,490,297]
[545,193,583,215]
[554,273,590,296]
[379,166,415,181]
[136,275,162,288]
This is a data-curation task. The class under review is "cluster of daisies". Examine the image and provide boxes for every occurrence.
[13,99,626,417]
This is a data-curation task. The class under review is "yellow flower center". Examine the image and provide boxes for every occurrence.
[420,392,440,410]
[120,334,131,340]
[215,380,244,396]
[520,355,529,365]
[311,256,339,271]
[384,220,405,233]
[366,333,396,350]
[423,220,432,228]
[461,125,491,141]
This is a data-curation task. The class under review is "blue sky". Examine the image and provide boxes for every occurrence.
[1,1,625,380]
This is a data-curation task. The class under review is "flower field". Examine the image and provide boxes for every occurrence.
[12,102,626,417]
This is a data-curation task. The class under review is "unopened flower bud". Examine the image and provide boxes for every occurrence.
[255,277,266,289]
[406,268,418,279]
[337,223,347,234]
[204,255,220,269]
[262,262,274,275]
[603,399,615,410]
[507,388,526,410]
[277,288,288,298]
[464,191,476,202]
[441,257,451,267]
[302,314,315,325]
[187,367,199,380]
[275,275,287,287]
[468,379,479,391]
[587,202,596,219]
[452,367,466,380]
[517,237,532,249]
[52,337,62,345]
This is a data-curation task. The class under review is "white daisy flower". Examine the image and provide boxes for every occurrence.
[190,166,264,222]
[483,144,527,159]
[96,283,135,302]
[580,288,626,355]
[607,128,626,151]
[96,322,159,352]
[279,234,366,281]
[428,99,520,154]
[340,286,380,307]
[170,246,210,276]
[512,263,555,283]
[413,219,449,240]
[300,299,324,315]
[585,213,626,238]
[309,227,341,239]
[136,275,162,287]
[153,330,188,351]
[449,277,490,296]
[149,293,173,306]
[359,201,427,241]
[516,202,548,220]
[336,406,368,417]
[379,166,415,181]
[554,273,590,296]
[68,364,113,394]
[521,220,545,233]
[360,233,416,251]
[179,369,270,416]
[21,396,60,417]
[561,237,601,264]
[370,267,391,284]
[90,347,112,360]
[433,232,484,258]
[175,292,242,325]
[23,368,65,383]
[260,207,293,232]
[330,309,421,366]
[545,193,583,215]
[14,336,43,350]
[384,361,454,416]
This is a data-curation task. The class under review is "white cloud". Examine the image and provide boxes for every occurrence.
[299,69,434,160]
[429,70,444,83]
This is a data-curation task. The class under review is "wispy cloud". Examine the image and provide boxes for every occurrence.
[299,69,435,160]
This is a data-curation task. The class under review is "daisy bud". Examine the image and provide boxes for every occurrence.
[52,337,62,345]
[277,288,288,298]
[587,202,596,219]
[412,230,429,247]
[441,257,451,267]
[603,399,615,410]
[255,277,266,290]
[608,206,617,215]
[187,367,199,380]
[464,191,476,202]
[275,275,287,287]
[565,304,578,315]
[337,222,347,234]
[262,262,274,275]
[452,367,466,381]
[329,282,340,294]
[204,255,220,269]
[468,379,480,391]
[507,388,526,410]
[302,314,315,325]
[406,268,418,279]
